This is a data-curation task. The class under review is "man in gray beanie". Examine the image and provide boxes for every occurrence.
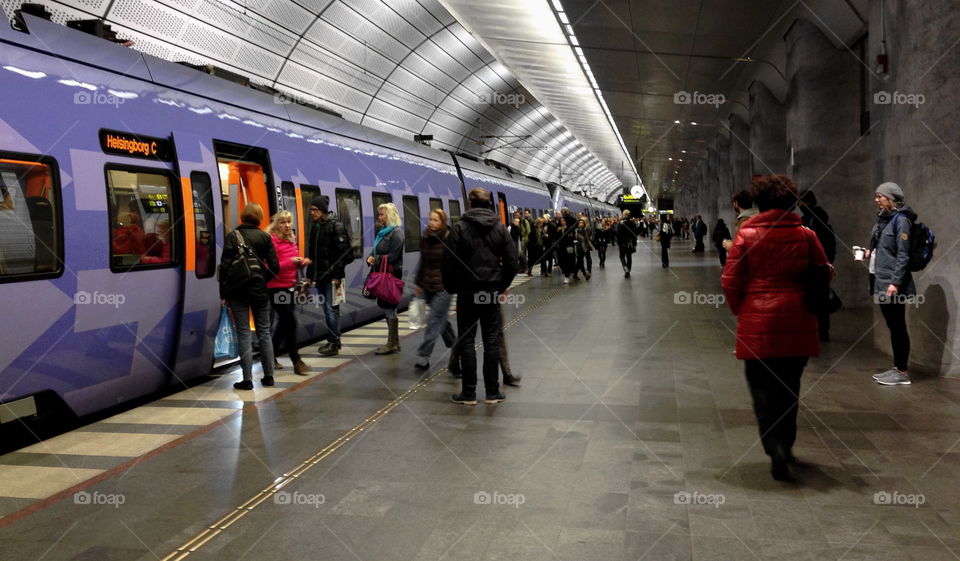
[864,181,916,385]
[306,195,354,356]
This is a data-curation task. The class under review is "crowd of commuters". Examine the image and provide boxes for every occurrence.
[218,175,919,476]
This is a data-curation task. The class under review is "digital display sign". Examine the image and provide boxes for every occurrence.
[99,129,173,161]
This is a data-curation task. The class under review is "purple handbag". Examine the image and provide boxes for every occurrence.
[364,258,404,305]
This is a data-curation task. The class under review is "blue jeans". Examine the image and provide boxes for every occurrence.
[417,290,455,359]
[318,281,341,343]
[228,299,274,381]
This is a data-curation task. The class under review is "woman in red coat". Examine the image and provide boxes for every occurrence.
[721,174,830,482]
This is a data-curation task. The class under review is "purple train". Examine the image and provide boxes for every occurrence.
[0,10,618,426]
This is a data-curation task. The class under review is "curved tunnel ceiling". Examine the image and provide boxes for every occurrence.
[6,0,623,198]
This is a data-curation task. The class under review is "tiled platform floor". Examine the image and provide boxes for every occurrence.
[2,239,960,561]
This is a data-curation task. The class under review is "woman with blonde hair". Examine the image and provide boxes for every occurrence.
[366,202,405,354]
[266,210,311,374]
[219,203,279,390]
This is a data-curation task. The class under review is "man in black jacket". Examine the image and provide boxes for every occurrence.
[442,188,518,405]
[798,190,837,341]
[306,195,353,356]
[692,215,707,252]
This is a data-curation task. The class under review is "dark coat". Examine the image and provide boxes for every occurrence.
[801,205,837,263]
[721,210,828,360]
[219,224,279,303]
[617,220,638,248]
[416,228,447,293]
[306,213,352,284]
[442,207,517,294]
[870,206,917,296]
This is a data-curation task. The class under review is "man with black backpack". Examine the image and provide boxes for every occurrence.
[306,195,354,357]
[865,182,919,386]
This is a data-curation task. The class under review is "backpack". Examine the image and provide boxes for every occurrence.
[218,229,263,292]
[897,214,936,271]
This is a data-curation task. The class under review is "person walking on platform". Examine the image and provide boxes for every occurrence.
[220,203,280,390]
[267,210,311,375]
[797,190,837,342]
[712,218,731,266]
[722,190,758,251]
[557,215,578,283]
[579,212,594,273]
[413,209,456,370]
[528,217,544,277]
[575,218,593,281]
[691,214,707,252]
[367,203,404,355]
[865,182,916,386]
[442,188,517,405]
[521,209,533,275]
[307,196,353,357]
[542,214,557,276]
[721,174,830,482]
[617,210,638,277]
[595,219,610,268]
[658,215,674,268]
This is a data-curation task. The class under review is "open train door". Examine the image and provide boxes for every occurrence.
[168,131,223,379]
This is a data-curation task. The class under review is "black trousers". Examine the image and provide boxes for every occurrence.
[455,293,501,397]
[585,249,592,272]
[744,357,807,459]
[717,245,727,266]
[619,245,633,271]
[597,244,607,266]
[660,243,669,267]
[269,288,301,362]
[879,303,910,370]
[694,235,705,252]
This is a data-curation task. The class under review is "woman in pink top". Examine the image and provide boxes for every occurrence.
[267,211,312,374]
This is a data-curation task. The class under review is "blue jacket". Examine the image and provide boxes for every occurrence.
[870,206,917,296]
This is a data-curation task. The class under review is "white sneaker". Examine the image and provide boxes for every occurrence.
[563,277,570,285]
[876,370,911,385]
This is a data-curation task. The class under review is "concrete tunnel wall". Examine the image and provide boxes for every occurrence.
[675,5,960,378]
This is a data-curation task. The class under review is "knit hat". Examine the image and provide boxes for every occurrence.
[310,195,329,213]
[875,182,904,203]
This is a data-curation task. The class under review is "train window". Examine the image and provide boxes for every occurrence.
[335,189,363,259]
[429,198,443,213]
[402,196,421,253]
[449,200,461,224]
[280,181,299,238]
[0,154,62,281]
[190,171,216,278]
[371,192,392,234]
[106,166,177,271]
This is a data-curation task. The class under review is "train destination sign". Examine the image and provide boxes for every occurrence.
[99,129,173,161]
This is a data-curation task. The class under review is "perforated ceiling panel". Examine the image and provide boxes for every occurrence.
[18,0,623,195]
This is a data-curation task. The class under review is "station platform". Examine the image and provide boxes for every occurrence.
[2,239,960,561]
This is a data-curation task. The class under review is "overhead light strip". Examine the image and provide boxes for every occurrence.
[548,0,644,196]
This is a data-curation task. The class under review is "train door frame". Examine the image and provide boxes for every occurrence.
[169,131,223,379]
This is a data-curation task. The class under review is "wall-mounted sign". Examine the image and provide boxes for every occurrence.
[99,129,173,161]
